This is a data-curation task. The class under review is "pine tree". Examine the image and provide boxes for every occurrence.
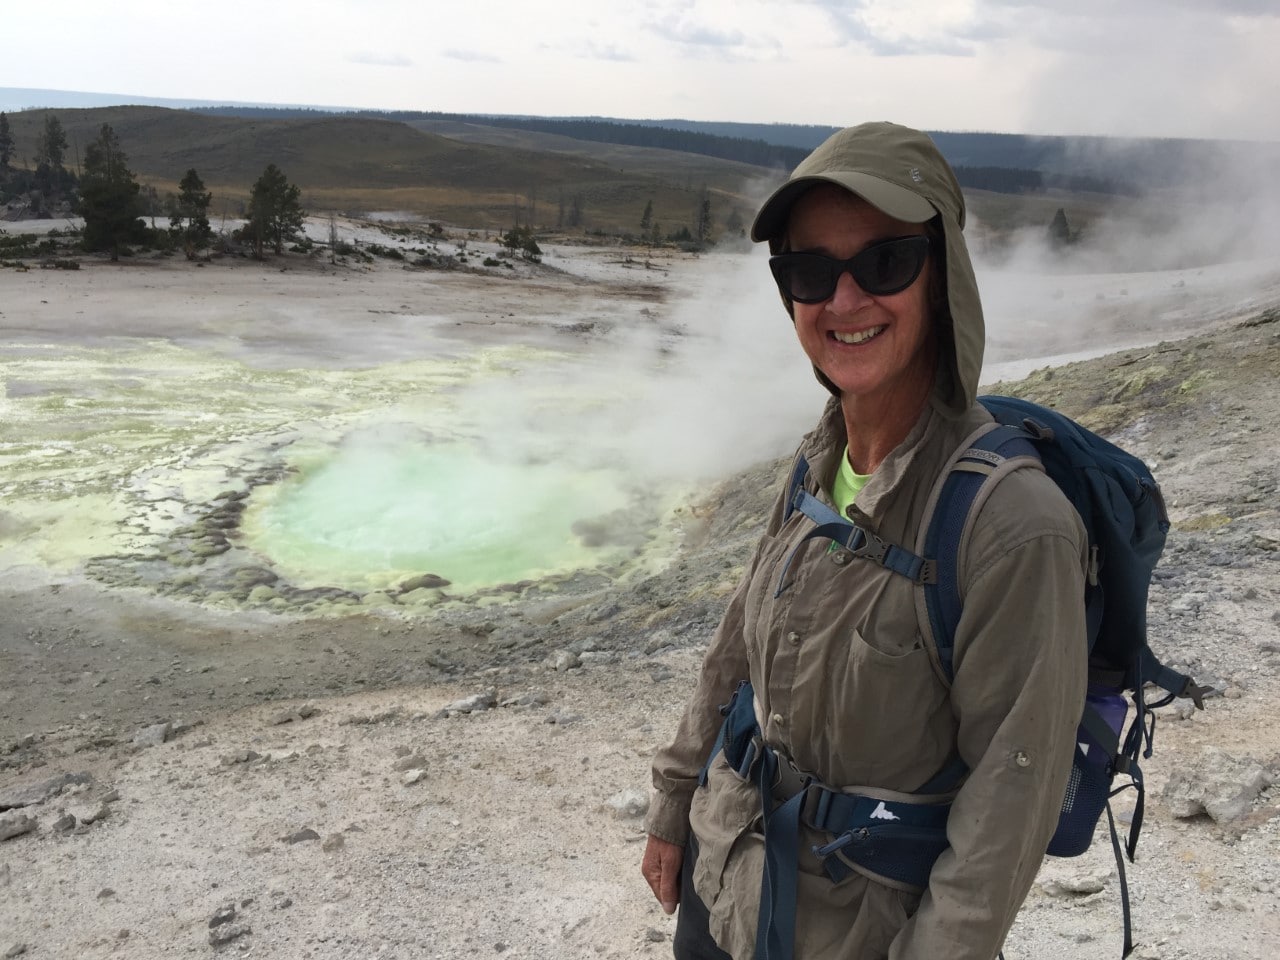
[172,168,213,258]
[640,200,653,235]
[0,113,14,171]
[1048,207,1072,247]
[34,113,71,209]
[246,164,304,257]
[36,114,67,169]
[694,188,712,246]
[79,124,144,262]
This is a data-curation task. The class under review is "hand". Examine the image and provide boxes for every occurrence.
[641,834,685,915]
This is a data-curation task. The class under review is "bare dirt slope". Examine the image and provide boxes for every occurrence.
[2,249,1279,959]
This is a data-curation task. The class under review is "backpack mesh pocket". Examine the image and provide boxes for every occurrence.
[1046,750,1113,857]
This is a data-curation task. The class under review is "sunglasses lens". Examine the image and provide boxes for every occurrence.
[855,239,927,295]
[770,237,928,303]
[770,257,837,303]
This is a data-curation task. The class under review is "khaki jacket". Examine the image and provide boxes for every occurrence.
[647,389,1088,960]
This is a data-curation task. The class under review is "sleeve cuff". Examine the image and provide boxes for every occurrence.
[645,789,693,846]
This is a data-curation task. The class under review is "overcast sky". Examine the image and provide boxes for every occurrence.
[3,0,1278,141]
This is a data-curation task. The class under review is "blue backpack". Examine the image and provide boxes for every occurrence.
[775,395,1211,957]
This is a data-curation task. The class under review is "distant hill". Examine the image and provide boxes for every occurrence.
[5,92,1273,237]
[0,86,354,115]
[196,107,1280,197]
[0,106,767,234]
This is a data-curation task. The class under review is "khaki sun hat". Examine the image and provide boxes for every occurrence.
[750,121,966,243]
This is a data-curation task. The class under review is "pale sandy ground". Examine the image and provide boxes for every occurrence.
[1,222,1279,960]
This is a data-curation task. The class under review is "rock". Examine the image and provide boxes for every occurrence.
[606,788,650,818]
[499,691,549,708]
[208,922,251,946]
[3,944,27,959]
[392,754,429,772]
[588,602,621,622]
[219,749,262,766]
[1169,592,1209,616]
[398,573,451,592]
[551,650,582,672]
[644,632,675,655]
[270,703,319,725]
[442,690,497,714]
[1162,747,1273,821]
[52,812,77,833]
[321,833,345,852]
[543,712,582,725]
[0,812,37,842]
[132,721,173,748]
[97,888,115,899]
[209,903,237,928]
[1040,874,1108,897]
[648,666,674,682]
[644,928,667,943]
[0,771,92,810]
[401,769,427,786]
[79,804,110,826]
[284,827,321,844]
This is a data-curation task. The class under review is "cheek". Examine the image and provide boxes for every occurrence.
[792,304,823,338]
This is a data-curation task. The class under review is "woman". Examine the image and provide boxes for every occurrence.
[642,122,1088,960]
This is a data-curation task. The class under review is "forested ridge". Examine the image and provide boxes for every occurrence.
[192,108,1208,198]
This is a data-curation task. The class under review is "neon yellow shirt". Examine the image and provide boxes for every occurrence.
[832,445,871,517]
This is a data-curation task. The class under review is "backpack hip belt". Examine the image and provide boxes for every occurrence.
[701,681,956,960]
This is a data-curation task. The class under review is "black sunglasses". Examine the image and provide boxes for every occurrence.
[769,235,930,303]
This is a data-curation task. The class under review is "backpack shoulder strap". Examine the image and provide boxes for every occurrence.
[915,422,1043,684]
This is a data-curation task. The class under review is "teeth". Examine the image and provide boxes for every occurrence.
[833,326,885,344]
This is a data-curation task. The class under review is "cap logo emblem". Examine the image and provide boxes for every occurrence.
[909,167,923,183]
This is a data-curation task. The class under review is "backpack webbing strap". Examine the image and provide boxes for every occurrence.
[777,457,933,598]
[1104,800,1135,957]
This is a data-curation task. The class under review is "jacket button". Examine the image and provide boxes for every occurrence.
[1014,751,1032,768]
[771,713,785,726]
[832,551,849,566]
[786,631,800,645]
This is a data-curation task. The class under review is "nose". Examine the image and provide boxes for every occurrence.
[826,268,874,315]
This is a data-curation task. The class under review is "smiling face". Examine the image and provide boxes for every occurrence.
[785,184,937,418]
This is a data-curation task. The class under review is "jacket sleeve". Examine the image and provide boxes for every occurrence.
[645,468,794,845]
[889,517,1088,960]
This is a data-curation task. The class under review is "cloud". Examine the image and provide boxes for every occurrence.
[441,48,503,64]
[803,0,980,56]
[541,39,637,62]
[347,52,413,68]
[643,12,782,62]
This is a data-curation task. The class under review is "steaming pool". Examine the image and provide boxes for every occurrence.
[242,435,635,594]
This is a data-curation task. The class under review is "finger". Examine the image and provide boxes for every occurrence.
[659,847,683,913]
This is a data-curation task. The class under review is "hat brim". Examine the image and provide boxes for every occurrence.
[750,172,937,243]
